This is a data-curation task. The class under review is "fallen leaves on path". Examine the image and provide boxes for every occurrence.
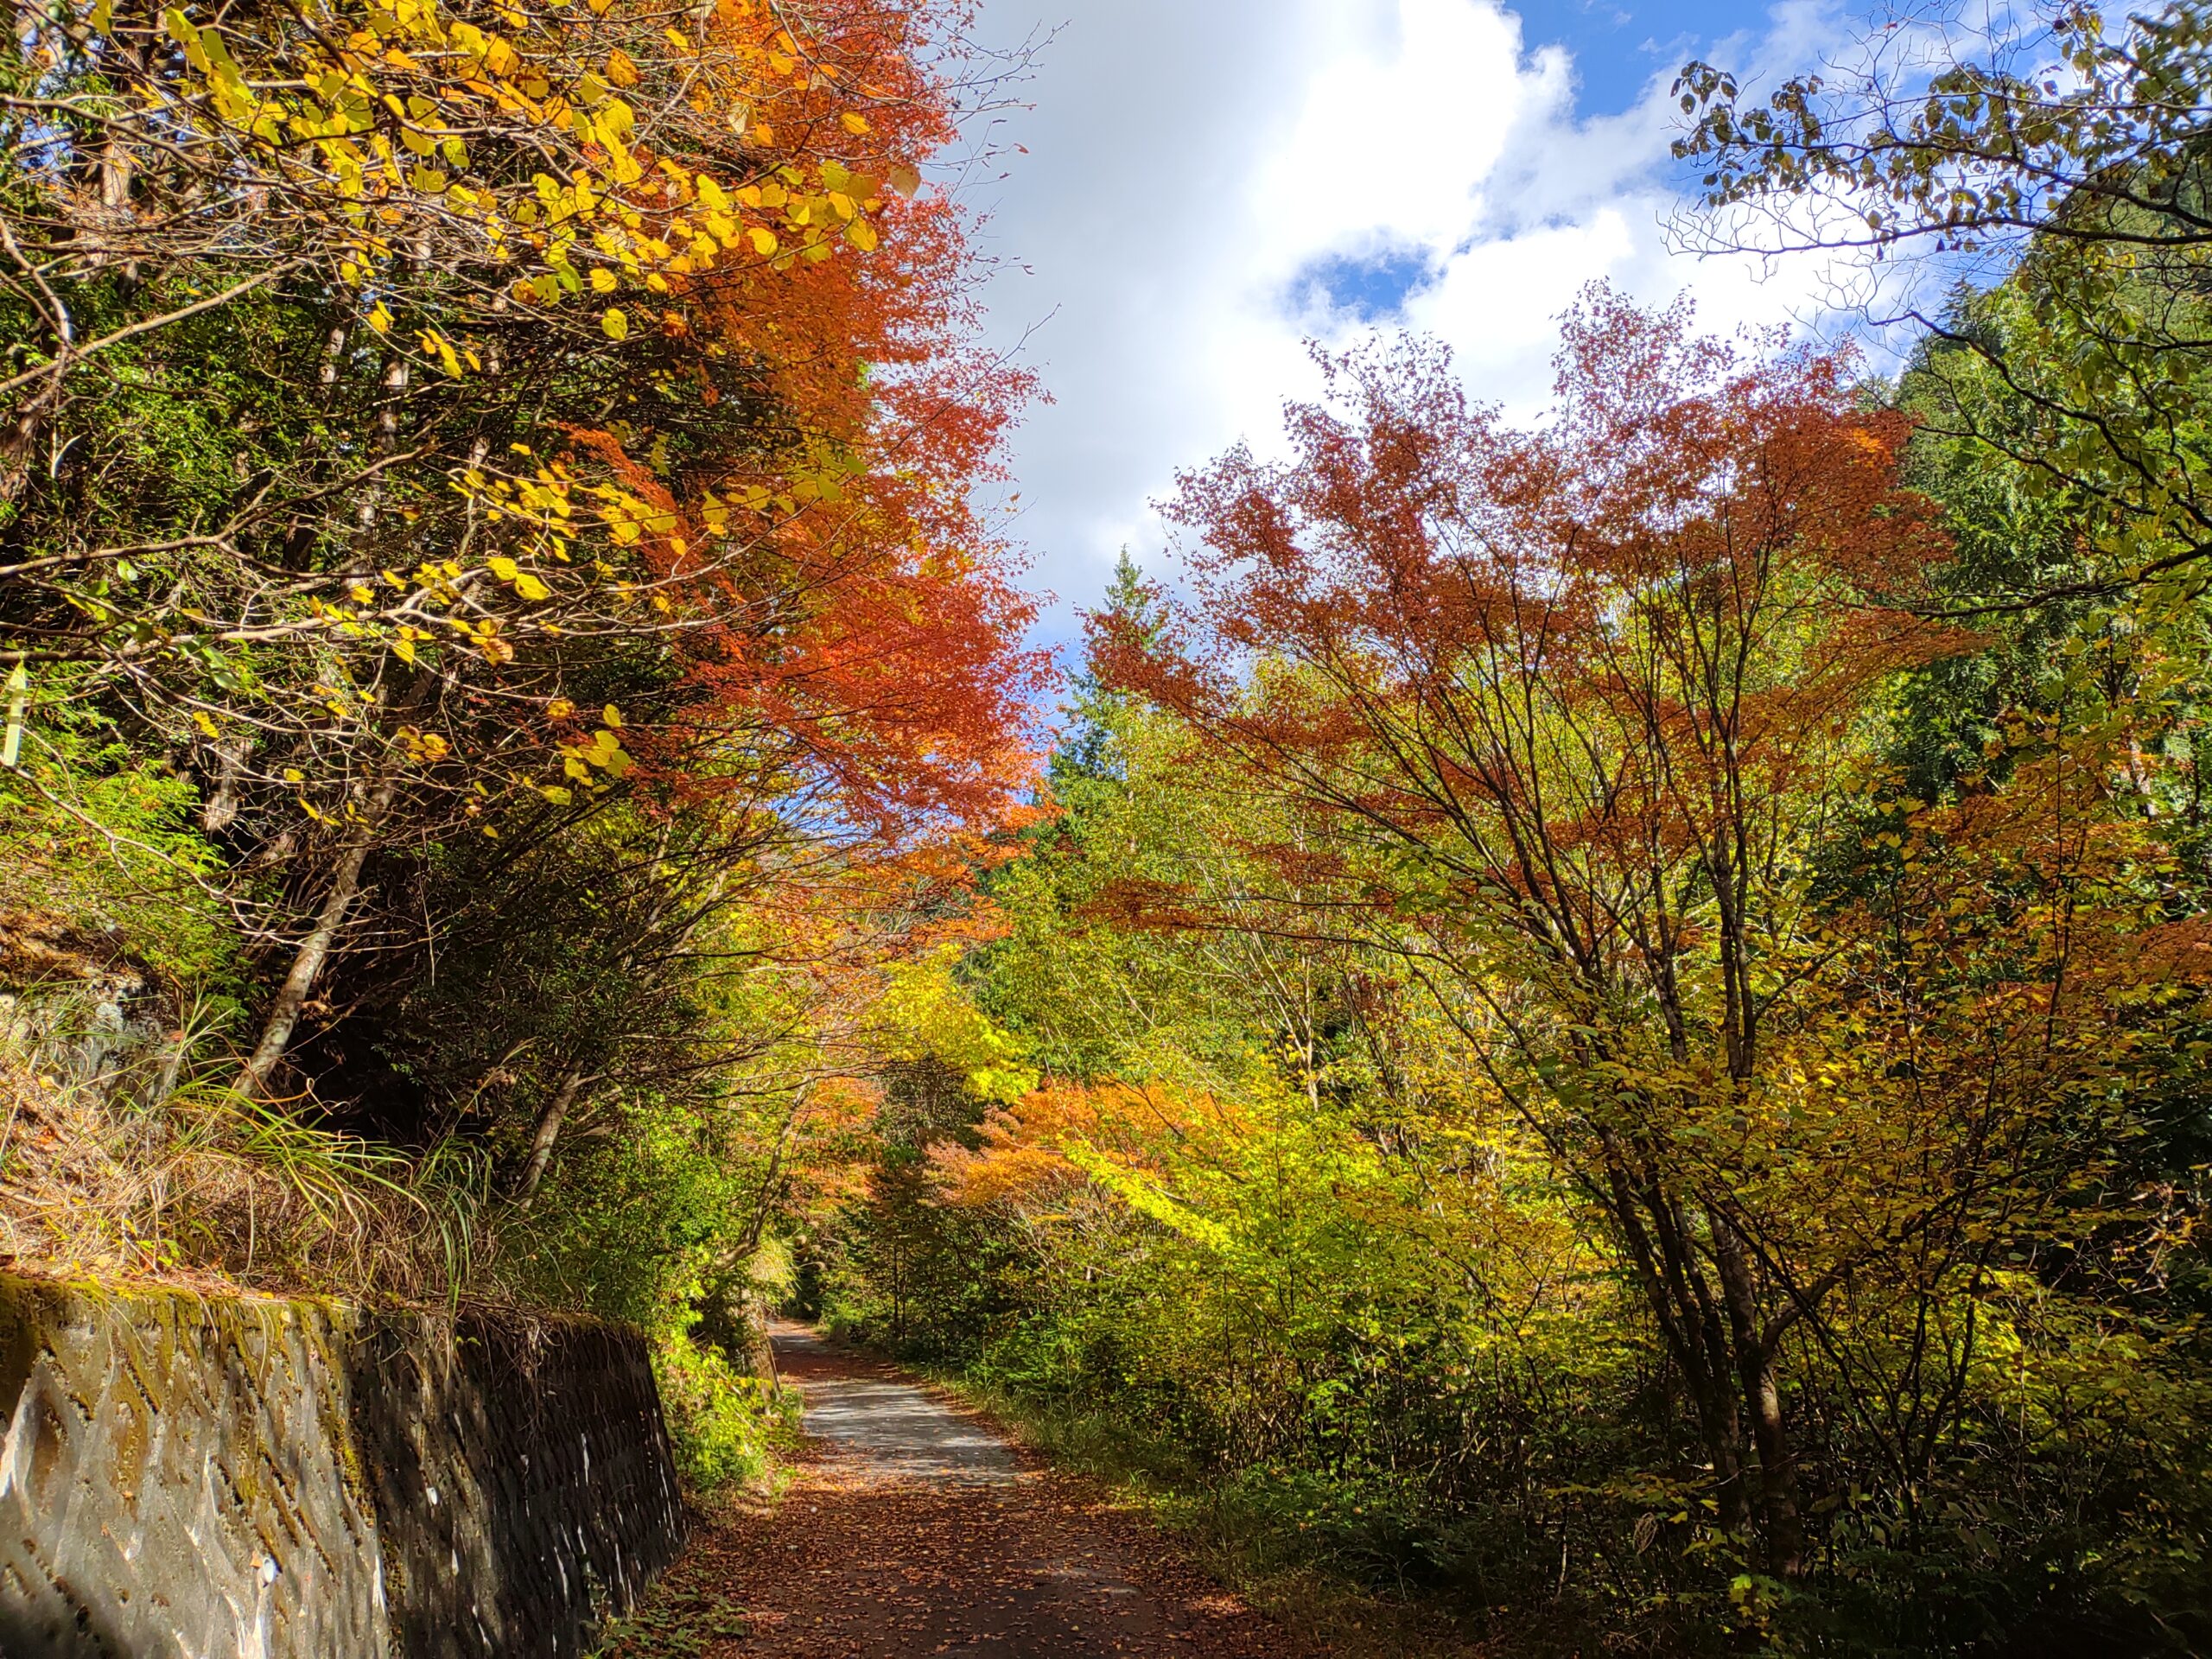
[598,1338,1306,1659]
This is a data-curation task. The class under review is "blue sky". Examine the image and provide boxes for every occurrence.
[946,0,1853,652]
[1522,0,1770,113]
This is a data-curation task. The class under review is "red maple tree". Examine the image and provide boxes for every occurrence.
[1095,288,1966,1573]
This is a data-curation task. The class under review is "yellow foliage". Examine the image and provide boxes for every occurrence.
[873,944,1037,1104]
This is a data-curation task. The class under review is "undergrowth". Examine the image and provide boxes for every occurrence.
[585,1541,762,1659]
[2,928,803,1505]
[653,1320,799,1496]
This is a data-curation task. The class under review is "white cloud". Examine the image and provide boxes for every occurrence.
[957,0,1860,649]
[1252,0,1540,264]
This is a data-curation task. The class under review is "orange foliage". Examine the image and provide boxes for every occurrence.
[931,1080,1232,1211]
[1098,288,1963,933]
[559,0,1046,852]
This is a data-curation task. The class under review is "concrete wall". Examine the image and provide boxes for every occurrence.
[0,1274,684,1658]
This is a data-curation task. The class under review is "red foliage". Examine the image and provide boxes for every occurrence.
[1097,287,1961,931]
[569,0,1046,852]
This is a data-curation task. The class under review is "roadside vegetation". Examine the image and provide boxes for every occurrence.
[0,0,1039,1492]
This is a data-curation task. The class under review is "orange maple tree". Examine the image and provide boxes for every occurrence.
[536,0,1049,849]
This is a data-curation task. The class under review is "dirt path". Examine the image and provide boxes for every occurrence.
[622,1322,1305,1658]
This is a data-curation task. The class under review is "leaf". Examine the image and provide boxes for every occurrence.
[488,556,520,581]
[845,219,879,252]
[602,705,623,728]
[515,573,552,601]
[590,267,618,293]
[748,227,779,256]
[841,111,870,135]
[161,8,204,67]
[601,308,630,340]
[606,48,640,86]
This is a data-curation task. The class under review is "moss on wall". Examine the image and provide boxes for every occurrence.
[0,1274,684,1658]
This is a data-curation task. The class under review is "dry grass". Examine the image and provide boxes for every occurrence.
[0,938,499,1306]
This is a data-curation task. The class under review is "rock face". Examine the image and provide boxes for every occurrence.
[0,1274,685,1658]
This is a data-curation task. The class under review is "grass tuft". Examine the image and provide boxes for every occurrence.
[2,977,498,1306]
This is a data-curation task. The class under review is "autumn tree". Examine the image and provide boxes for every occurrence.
[0,0,1042,1110]
[1671,0,2212,606]
[1090,289,2209,1585]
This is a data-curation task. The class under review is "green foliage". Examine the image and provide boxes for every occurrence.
[503,1092,763,1324]
[1675,1,2212,601]
[809,1064,1039,1359]
[874,948,1039,1105]
[0,680,243,996]
[504,1093,801,1493]
[652,1319,795,1497]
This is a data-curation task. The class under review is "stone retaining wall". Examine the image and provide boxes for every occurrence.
[0,1274,684,1658]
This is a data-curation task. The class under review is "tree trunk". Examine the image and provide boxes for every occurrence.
[317,318,351,397]
[516,1069,592,1205]
[200,734,253,832]
[1599,1131,1751,1534]
[355,353,409,532]
[236,770,400,1098]
[1714,1213,1804,1574]
[0,388,58,507]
